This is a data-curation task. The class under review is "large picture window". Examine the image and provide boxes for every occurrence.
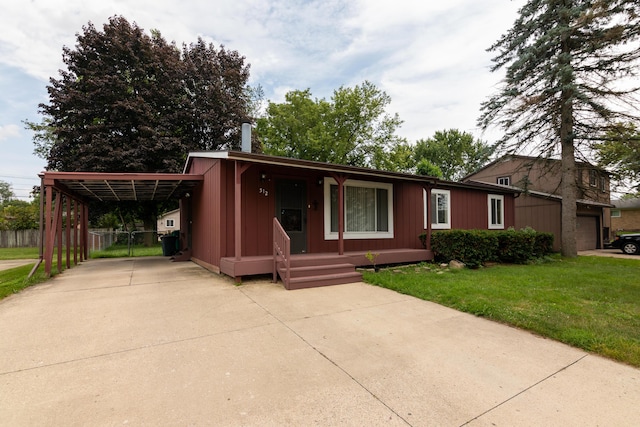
[425,189,451,229]
[324,179,393,239]
[488,194,504,229]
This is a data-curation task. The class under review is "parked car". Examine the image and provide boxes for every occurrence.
[610,233,640,255]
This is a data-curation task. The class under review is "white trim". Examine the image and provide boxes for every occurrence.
[611,209,621,218]
[324,178,394,240]
[431,189,451,229]
[488,194,505,229]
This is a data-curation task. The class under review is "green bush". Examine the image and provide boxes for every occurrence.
[421,228,555,268]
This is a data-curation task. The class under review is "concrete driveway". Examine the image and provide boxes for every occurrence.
[0,257,638,426]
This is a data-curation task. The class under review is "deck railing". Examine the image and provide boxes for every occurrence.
[273,217,291,288]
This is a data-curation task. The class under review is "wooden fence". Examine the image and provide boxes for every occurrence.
[0,229,116,249]
[0,230,40,248]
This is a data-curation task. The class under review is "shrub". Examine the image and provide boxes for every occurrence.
[423,228,555,267]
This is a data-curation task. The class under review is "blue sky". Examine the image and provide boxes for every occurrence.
[0,0,522,200]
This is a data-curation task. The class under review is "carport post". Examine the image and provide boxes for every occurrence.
[65,196,71,269]
[56,195,63,273]
[82,204,89,261]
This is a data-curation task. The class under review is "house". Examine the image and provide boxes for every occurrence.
[611,198,640,234]
[38,149,518,289]
[465,155,612,251]
[157,208,180,236]
[181,150,518,288]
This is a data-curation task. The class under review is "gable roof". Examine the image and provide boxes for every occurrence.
[463,154,609,181]
[612,198,640,209]
[185,151,520,194]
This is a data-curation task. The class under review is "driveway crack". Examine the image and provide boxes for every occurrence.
[460,353,590,426]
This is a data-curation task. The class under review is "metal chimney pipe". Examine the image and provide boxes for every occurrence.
[241,121,251,153]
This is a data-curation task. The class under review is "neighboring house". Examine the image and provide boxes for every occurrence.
[157,209,180,235]
[182,150,518,288]
[465,155,612,252]
[611,198,640,233]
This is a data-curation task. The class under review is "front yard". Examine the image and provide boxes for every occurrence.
[363,256,640,368]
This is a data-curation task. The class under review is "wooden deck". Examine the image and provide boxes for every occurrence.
[219,248,433,280]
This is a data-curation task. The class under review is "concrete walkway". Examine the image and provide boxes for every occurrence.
[0,257,638,426]
[0,259,36,271]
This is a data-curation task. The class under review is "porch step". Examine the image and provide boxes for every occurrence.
[277,261,362,290]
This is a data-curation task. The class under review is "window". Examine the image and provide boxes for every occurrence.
[599,176,606,192]
[426,189,451,229]
[166,219,175,227]
[589,169,597,186]
[611,209,621,218]
[324,178,393,239]
[497,176,510,186]
[488,195,504,229]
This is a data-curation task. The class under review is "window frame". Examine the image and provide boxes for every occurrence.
[166,219,175,227]
[611,209,621,218]
[488,194,505,229]
[497,176,511,186]
[589,169,598,187]
[323,178,394,240]
[427,189,451,230]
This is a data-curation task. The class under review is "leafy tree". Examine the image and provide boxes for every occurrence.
[415,159,443,178]
[594,122,640,191]
[0,181,15,205]
[28,16,251,242]
[257,81,406,168]
[414,129,494,181]
[0,200,39,230]
[478,0,640,257]
[33,16,250,173]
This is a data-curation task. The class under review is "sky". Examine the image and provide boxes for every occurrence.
[0,0,523,200]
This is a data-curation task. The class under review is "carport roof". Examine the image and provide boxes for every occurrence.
[42,171,204,202]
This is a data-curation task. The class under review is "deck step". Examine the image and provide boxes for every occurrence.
[285,271,363,290]
[280,263,356,278]
[276,259,362,290]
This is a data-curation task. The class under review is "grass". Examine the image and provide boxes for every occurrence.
[0,247,40,260]
[90,243,163,258]
[363,256,640,368]
[0,262,57,300]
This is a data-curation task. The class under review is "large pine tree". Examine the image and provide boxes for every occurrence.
[479,0,640,257]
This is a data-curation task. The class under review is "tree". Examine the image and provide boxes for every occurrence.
[413,129,494,181]
[29,16,251,242]
[0,181,14,205]
[257,81,406,168]
[594,122,640,192]
[32,16,251,173]
[0,199,39,231]
[415,159,443,178]
[478,0,640,257]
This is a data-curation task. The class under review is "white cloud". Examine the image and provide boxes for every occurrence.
[0,124,20,141]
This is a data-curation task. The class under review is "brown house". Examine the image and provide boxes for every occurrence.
[181,151,518,288]
[465,155,612,251]
[611,198,640,234]
[38,150,518,290]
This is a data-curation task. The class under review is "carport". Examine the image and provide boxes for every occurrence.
[37,171,203,276]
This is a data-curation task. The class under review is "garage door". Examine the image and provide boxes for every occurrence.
[576,216,597,251]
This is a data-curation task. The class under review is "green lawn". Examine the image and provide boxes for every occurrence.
[0,247,40,260]
[90,243,163,258]
[363,256,640,368]
[0,262,55,300]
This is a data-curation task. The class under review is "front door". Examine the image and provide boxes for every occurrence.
[276,179,307,254]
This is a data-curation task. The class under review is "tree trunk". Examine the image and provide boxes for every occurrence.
[559,14,578,258]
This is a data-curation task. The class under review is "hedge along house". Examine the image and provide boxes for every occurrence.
[181,149,518,289]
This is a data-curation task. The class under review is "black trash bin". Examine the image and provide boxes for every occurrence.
[161,235,178,256]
